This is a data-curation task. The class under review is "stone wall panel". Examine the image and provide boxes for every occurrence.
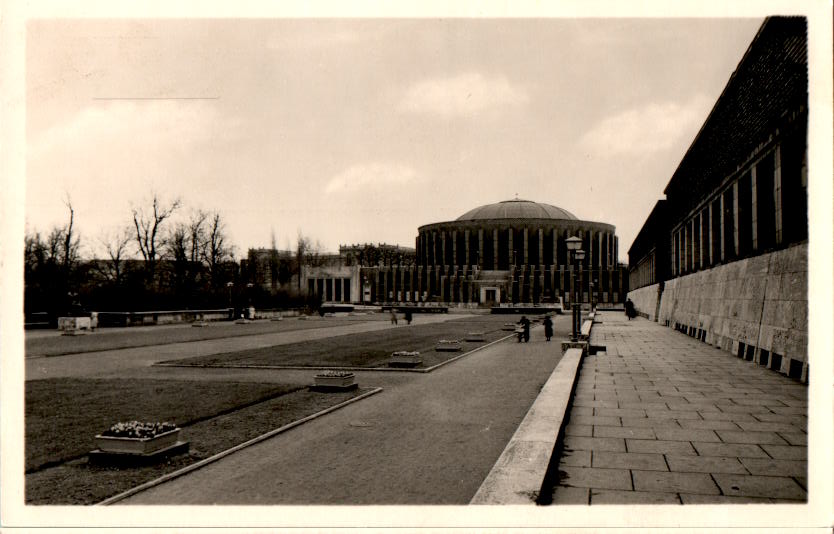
[631,243,806,377]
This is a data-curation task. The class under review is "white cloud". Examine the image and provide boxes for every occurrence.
[324,162,420,195]
[579,95,713,156]
[399,72,529,118]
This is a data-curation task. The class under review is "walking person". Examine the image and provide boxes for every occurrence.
[517,315,531,343]
[390,308,398,325]
[625,298,636,320]
[543,314,553,342]
[404,309,413,325]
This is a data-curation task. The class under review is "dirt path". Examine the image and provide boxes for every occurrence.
[120,316,572,505]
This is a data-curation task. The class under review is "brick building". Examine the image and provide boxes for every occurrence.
[627,17,808,381]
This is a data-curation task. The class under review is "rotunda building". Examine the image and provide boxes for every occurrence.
[406,198,626,306]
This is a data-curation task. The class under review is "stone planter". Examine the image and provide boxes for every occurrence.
[389,351,422,367]
[465,332,486,342]
[313,373,356,390]
[94,428,181,455]
[435,340,462,352]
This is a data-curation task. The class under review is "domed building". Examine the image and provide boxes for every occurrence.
[411,198,624,306]
[300,198,627,308]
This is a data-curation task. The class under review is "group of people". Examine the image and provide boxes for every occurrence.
[515,314,554,343]
[389,308,413,325]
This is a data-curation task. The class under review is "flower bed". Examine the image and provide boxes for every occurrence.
[465,332,486,341]
[95,421,181,455]
[389,351,423,368]
[435,339,462,352]
[313,371,356,389]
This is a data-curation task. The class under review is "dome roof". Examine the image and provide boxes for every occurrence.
[456,199,577,221]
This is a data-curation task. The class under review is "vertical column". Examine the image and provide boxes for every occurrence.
[441,231,447,268]
[598,232,603,268]
[697,213,703,270]
[718,191,727,263]
[538,228,544,266]
[774,145,783,245]
[452,230,458,267]
[523,227,529,265]
[552,229,558,268]
[478,229,484,269]
[492,228,499,270]
[587,230,594,271]
[464,230,471,266]
[614,236,618,266]
[508,228,514,266]
[732,181,739,256]
[707,204,714,266]
[751,166,759,251]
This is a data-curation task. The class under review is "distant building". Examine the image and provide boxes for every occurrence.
[302,199,628,307]
[627,17,808,381]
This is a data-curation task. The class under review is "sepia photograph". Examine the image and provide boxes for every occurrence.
[1,1,831,531]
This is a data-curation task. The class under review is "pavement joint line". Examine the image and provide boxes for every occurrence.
[96,386,384,506]
[152,333,518,374]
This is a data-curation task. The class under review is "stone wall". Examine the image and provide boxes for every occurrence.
[655,243,807,381]
[627,283,662,321]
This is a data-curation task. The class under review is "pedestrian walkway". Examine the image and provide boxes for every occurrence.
[549,311,807,504]
[118,320,569,505]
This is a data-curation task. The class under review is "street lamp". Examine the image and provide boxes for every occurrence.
[566,236,585,342]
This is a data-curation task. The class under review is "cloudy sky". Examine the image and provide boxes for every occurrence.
[26,17,765,259]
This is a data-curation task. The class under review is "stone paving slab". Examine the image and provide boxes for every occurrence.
[549,311,807,505]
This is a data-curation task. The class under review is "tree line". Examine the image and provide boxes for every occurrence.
[24,193,318,322]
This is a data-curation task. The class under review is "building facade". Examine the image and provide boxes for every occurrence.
[303,198,628,307]
[627,17,808,381]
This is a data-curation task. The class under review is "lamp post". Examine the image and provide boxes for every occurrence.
[566,236,585,342]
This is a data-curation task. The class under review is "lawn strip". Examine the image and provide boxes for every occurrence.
[25,378,302,472]
[26,316,379,358]
[159,316,516,369]
[26,386,371,505]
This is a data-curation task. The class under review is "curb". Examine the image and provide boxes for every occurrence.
[470,346,585,505]
[97,387,384,505]
[153,333,517,374]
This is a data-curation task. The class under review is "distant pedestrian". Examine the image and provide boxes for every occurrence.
[390,309,398,325]
[543,315,553,342]
[625,299,637,320]
[517,315,530,343]
[404,309,413,325]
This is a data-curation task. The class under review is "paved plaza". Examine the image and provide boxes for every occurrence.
[550,311,808,504]
[117,320,567,505]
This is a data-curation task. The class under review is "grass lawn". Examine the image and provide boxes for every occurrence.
[161,315,518,369]
[26,378,368,504]
[26,316,382,358]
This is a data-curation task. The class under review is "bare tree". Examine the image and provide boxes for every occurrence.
[205,211,231,288]
[188,210,208,265]
[97,227,133,285]
[269,229,280,291]
[132,194,180,286]
[61,196,80,271]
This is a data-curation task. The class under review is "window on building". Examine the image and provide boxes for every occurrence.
[737,171,753,257]
[722,187,735,260]
[710,199,721,265]
[756,151,776,251]
[781,131,808,244]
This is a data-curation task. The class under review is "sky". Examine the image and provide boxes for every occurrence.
[25,17,765,261]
